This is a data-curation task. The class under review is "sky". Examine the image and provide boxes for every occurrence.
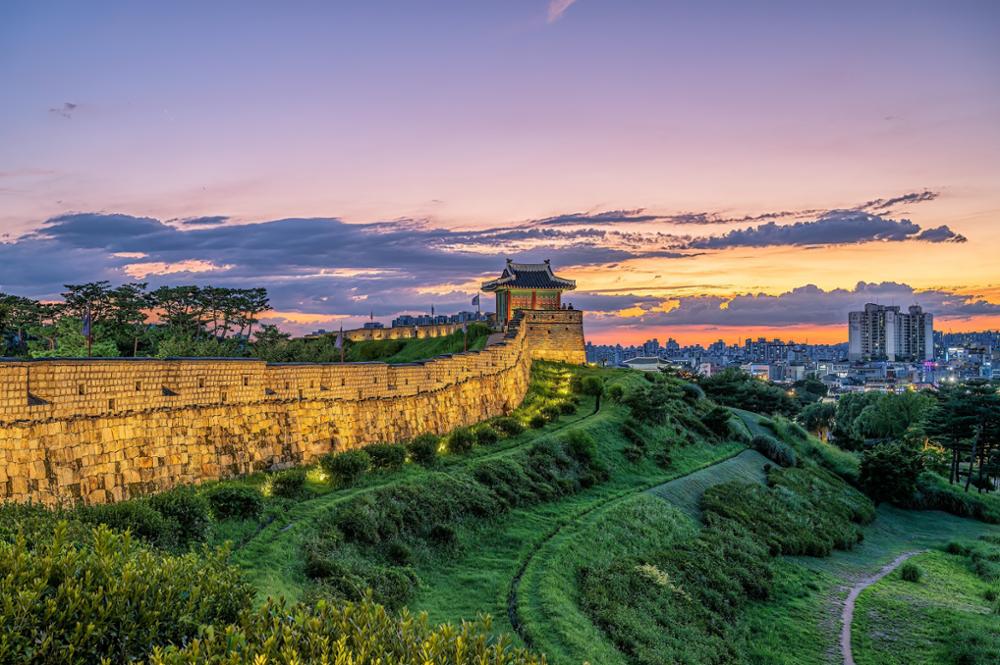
[1,0,999,345]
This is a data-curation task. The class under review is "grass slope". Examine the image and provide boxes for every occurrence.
[647,448,769,518]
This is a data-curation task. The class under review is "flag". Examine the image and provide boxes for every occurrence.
[334,326,343,349]
[471,294,480,306]
[82,307,92,339]
[462,322,468,334]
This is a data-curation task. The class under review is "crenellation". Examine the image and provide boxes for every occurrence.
[0,309,584,505]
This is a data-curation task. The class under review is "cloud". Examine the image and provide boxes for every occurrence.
[858,190,938,211]
[547,0,577,23]
[916,225,966,243]
[682,210,959,249]
[48,102,78,119]
[173,216,229,226]
[577,282,1000,329]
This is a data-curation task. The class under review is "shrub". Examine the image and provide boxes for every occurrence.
[474,425,500,446]
[492,416,525,436]
[0,524,251,664]
[681,382,704,403]
[406,433,440,467]
[365,443,407,471]
[751,434,797,467]
[654,449,673,469]
[386,540,413,566]
[271,468,307,498]
[321,449,370,486]
[541,404,563,421]
[529,413,547,429]
[143,596,546,665]
[621,420,647,449]
[79,500,179,549]
[900,561,922,582]
[204,484,264,520]
[911,473,1000,524]
[607,383,625,401]
[623,445,644,462]
[559,400,577,414]
[429,523,458,548]
[701,405,732,438]
[448,427,476,454]
[146,486,212,546]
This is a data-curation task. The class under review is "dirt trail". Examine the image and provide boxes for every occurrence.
[839,550,926,665]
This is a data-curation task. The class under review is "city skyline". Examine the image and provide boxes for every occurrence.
[3,1,1000,345]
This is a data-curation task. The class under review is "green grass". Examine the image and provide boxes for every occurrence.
[647,448,769,518]
[343,325,490,363]
[229,362,632,602]
[737,506,1000,665]
[853,547,1000,665]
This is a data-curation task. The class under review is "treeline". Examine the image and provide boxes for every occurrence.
[0,282,269,358]
[694,367,1000,504]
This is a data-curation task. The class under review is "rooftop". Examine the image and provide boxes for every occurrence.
[481,259,576,292]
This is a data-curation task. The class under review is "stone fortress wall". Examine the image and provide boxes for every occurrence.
[0,310,585,505]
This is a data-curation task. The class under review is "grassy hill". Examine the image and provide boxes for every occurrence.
[3,361,998,664]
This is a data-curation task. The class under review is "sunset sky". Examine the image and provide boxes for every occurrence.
[2,1,999,345]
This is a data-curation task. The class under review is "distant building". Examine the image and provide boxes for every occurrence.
[848,304,933,362]
[622,356,666,372]
[362,321,385,329]
[481,259,576,325]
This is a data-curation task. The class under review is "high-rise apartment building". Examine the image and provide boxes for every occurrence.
[848,304,933,361]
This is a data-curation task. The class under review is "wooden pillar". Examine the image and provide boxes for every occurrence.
[531,290,537,310]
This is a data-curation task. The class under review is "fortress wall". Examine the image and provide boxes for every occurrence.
[0,310,582,506]
[521,309,587,365]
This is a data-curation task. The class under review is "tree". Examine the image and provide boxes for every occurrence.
[798,401,836,438]
[698,368,798,417]
[859,442,924,505]
[28,317,119,358]
[793,377,828,405]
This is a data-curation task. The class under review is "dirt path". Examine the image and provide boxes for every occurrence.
[839,550,926,665]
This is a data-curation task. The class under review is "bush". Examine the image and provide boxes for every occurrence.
[204,484,264,520]
[146,486,212,546]
[0,524,252,664]
[701,405,731,438]
[448,427,476,454]
[429,523,458,548]
[406,433,440,467]
[751,434,797,467]
[142,596,546,665]
[911,473,1000,523]
[541,404,563,421]
[529,413,547,429]
[900,561,922,582]
[474,425,500,446]
[623,445,644,462]
[79,500,179,549]
[701,465,874,556]
[271,468,307,498]
[320,449,370,486]
[386,540,413,566]
[365,443,407,471]
[607,384,625,401]
[492,416,525,436]
[859,442,924,506]
[681,382,704,403]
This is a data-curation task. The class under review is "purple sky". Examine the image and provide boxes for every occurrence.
[2,1,999,343]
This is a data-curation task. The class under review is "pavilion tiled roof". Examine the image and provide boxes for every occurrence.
[481,259,576,292]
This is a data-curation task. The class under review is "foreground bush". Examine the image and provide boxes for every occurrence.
[79,500,180,550]
[406,433,440,467]
[270,468,307,498]
[0,524,251,664]
[365,443,407,471]
[751,434,797,467]
[147,596,545,665]
[145,486,212,545]
[204,484,264,520]
[321,449,371,486]
[448,426,476,454]
[492,416,525,436]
